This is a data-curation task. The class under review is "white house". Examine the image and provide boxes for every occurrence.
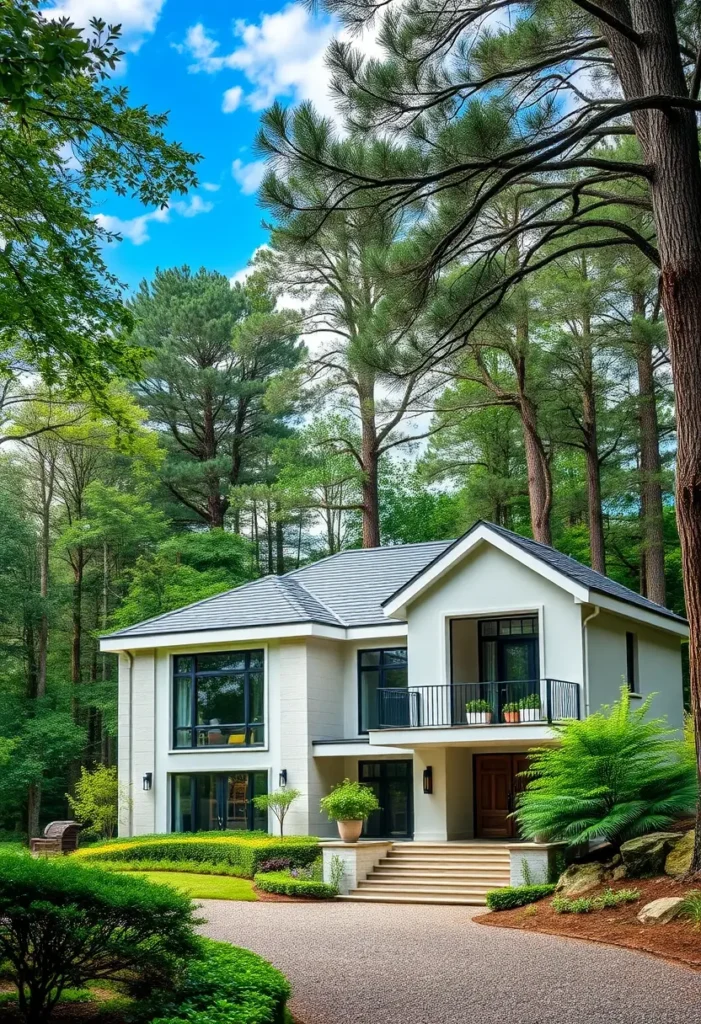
[100,521,687,850]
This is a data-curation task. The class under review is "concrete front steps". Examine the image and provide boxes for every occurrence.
[337,842,511,906]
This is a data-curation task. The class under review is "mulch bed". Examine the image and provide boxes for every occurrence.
[475,876,701,971]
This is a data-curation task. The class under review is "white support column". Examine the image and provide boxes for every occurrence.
[412,747,448,841]
[506,842,566,886]
[321,841,394,895]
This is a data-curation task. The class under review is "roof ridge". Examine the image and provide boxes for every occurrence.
[286,538,453,579]
[281,575,345,626]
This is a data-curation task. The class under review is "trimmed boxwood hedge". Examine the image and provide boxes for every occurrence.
[253,871,337,899]
[75,833,320,878]
[145,939,290,1024]
[485,884,556,911]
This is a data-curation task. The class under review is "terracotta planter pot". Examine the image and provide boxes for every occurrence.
[337,819,364,843]
[503,711,519,724]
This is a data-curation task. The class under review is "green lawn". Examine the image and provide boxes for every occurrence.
[125,870,258,901]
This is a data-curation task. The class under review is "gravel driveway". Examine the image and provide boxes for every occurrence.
[200,900,701,1024]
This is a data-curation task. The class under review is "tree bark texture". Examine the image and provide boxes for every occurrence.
[359,376,382,548]
[601,0,701,873]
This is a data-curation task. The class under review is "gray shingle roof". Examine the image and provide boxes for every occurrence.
[103,522,684,641]
[385,521,686,624]
[104,540,450,639]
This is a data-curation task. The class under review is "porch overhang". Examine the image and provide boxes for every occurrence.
[367,723,560,749]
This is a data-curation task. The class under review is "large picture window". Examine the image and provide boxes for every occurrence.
[358,648,408,732]
[173,650,265,748]
[172,772,268,832]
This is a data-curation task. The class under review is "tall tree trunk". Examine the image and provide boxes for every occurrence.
[583,396,606,575]
[71,550,83,688]
[632,290,666,605]
[520,394,552,545]
[27,784,41,839]
[612,0,701,874]
[275,512,285,575]
[358,376,381,548]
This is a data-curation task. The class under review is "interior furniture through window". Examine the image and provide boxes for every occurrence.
[173,650,265,748]
[171,772,268,832]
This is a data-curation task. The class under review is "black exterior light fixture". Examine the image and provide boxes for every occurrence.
[142,772,153,792]
[423,766,433,795]
[279,769,288,788]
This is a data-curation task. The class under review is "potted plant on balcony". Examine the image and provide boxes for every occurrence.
[502,701,520,724]
[465,699,493,725]
[519,693,542,722]
[320,779,380,843]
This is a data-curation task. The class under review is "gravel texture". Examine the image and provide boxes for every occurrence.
[199,900,701,1024]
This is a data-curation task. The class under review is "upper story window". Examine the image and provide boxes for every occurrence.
[173,650,265,749]
[358,647,408,732]
[626,632,638,693]
[479,617,539,683]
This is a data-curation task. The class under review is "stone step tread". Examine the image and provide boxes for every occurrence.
[381,857,509,867]
[393,843,508,850]
[372,868,507,876]
[369,873,509,884]
[338,893,486,906]
[358,881,499,893]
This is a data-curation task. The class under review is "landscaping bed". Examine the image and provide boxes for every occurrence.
[476,876,701,970]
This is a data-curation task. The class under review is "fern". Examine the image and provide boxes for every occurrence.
[514,688,697,848]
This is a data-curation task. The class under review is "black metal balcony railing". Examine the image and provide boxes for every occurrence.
[375,679,580,730]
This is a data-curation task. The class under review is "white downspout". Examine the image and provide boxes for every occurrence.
[581,605,600,717]
[122,651,134,836]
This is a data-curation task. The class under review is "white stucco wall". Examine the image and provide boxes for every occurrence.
[405,540,585,692]
[586,611,684,728]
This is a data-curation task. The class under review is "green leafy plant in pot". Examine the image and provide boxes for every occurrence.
[320,779,380,842]
[465,698,493,725]
[503,701,520,724]
[519,693,542,722]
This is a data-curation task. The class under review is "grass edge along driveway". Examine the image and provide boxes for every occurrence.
[125,870,258,901]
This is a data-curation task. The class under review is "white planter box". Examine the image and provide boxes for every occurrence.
[466,711,493,724]
[519,708,542,722]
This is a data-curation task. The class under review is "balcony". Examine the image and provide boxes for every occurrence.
[375,679,580,730]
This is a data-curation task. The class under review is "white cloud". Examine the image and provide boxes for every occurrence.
[43,0,165,53]
[172,194,214,218]
[95,208,169,246]
[229,244,268,286]
[232,158,267,195]
[178,4,383,120]
[94,191,213,245]
[222,86,243,113]
[201,181,221,192]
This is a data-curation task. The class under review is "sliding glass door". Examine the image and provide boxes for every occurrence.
[172,772,268,833]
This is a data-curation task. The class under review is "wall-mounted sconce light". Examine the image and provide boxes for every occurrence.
[142,772,153,792]
[279,769,288,788]
[423,766,433,795]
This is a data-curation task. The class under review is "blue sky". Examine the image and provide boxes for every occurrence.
[44,1,358,293]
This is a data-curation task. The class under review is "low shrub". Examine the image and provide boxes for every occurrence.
[257,857,293,873]
[551,887,640,914]
[485,884,556,911]
[95,858,250,878]
[75,832,320,878]
[253,870,337,899]
[0,854,198,1024]
[144,938,290,1024]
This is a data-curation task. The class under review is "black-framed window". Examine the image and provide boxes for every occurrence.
[626,632,638,693]
[358,648,408,732]
[479,617,539,683]
[172,772,268,832]
[173,650,265,748]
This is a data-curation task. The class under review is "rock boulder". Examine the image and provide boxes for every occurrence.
[636,897,686,925]
[555,862,608,896]
[620,833,682,877]
[664,830,694,879]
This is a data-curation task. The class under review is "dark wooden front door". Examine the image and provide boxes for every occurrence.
[475,754,529,838]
